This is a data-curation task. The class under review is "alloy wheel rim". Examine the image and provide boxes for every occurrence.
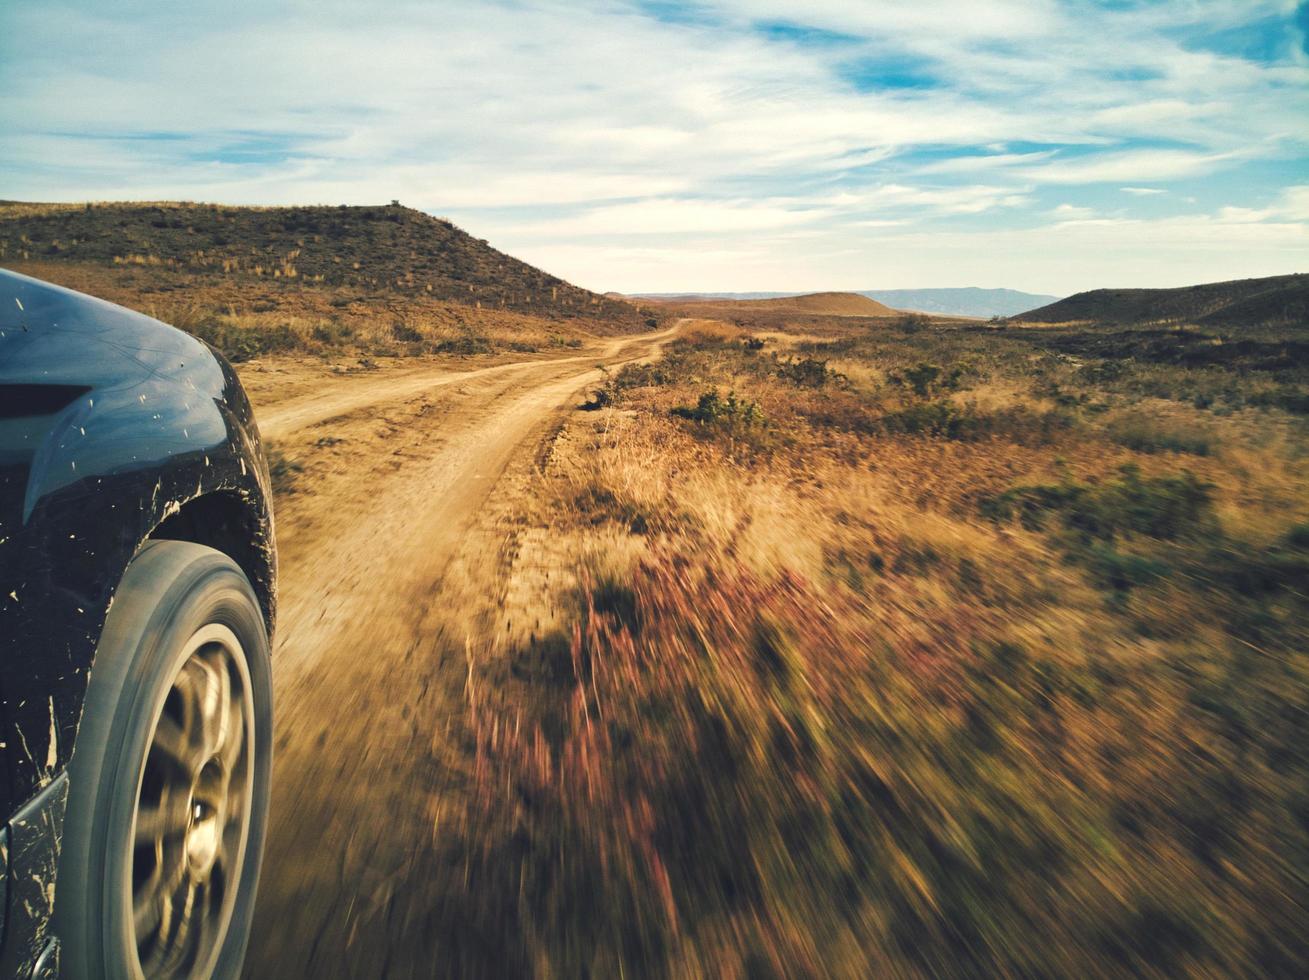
[128,623,254,979]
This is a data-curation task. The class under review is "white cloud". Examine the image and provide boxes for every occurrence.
[918,150,1059,175]
[840,184,1034,215]
[0,0,1304,293]
[501,198,829,237]
[1014,148,1249,185]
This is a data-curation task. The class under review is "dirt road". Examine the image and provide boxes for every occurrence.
[238,325,681,977]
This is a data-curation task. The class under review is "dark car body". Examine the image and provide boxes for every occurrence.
[0,269,276,974]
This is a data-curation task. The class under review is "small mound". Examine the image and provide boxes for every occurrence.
[760,292,898,315]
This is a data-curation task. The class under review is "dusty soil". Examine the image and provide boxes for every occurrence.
[237,324,683,977]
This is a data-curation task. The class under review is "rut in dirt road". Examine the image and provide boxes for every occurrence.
[241,326,682,977]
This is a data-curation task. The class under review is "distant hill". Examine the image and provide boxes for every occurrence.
[862,287,1059,319]
[1016,273,1309,327]
[649,291,898,316]
[638,292,796,302]
[0,200,647,327]
[637,287,1055,319]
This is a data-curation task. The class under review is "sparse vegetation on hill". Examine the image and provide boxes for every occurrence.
[1017,273,1309,327]
[0,201,660,357]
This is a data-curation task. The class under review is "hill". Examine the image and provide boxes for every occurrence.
[0,200,650,329]
[637,288,1055,319]
[1015,273,1309,326]
[862,287,1059,319]
[652,291,897,317]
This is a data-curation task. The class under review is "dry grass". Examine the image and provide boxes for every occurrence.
[0,200,663,331]
[2,259,594,361]
[462,314,1309,976]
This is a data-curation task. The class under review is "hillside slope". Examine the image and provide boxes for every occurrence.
[0,200,647,328]
[1016,273,1309,326]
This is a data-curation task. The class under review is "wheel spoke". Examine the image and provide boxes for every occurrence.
[218,698,247,774]
[149,713,198,776]
[174,657,219,759]
[134,886,166,944]
[135,797,187,850]
[168,877,202,969]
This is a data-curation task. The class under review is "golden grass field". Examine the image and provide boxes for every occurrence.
[459,313,1309,976]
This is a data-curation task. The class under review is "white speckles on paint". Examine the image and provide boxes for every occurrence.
[7,590,17,601]
[45,699,57,771]
[15,297,24,311]
[240,458,247,475]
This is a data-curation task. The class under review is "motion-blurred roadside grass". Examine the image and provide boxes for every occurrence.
[467,314,1309,976]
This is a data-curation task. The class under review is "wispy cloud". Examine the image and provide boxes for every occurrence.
[0,0,1304,292]
[1013,148,1252,185]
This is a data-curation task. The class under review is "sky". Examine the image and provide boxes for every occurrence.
[1,1,1306,296]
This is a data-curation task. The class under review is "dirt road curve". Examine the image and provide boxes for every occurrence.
[237,324,680,977]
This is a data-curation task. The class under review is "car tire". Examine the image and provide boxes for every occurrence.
[55,540,272,980]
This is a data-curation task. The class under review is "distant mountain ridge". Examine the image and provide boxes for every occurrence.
[636,287,1059,318]
[1016,273,1309,326]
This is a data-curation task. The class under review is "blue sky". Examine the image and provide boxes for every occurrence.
[1,0,1306,295]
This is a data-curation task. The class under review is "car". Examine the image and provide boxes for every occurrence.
[0,268,276,979]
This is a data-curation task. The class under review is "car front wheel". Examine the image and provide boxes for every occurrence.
[56,540,272,979]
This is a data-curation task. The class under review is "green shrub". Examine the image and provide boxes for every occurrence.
[775,356,837,388]
[311,320,355,346]
[881,400,1072,444]
[1194,525,1309,598]
[580,387,613,411]
[886,361,968,398]
[671,390,765,427]
[895,312,931,333]
[391,321,424,343]
[436,334,493,355]
[982,465,1214,541]
[881,399,968,437]
[1107,414,1213,456]
[1249,388,1309,414]
[189,318,304,361]
[612,361,673,390]
[1084,544,1172,592]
